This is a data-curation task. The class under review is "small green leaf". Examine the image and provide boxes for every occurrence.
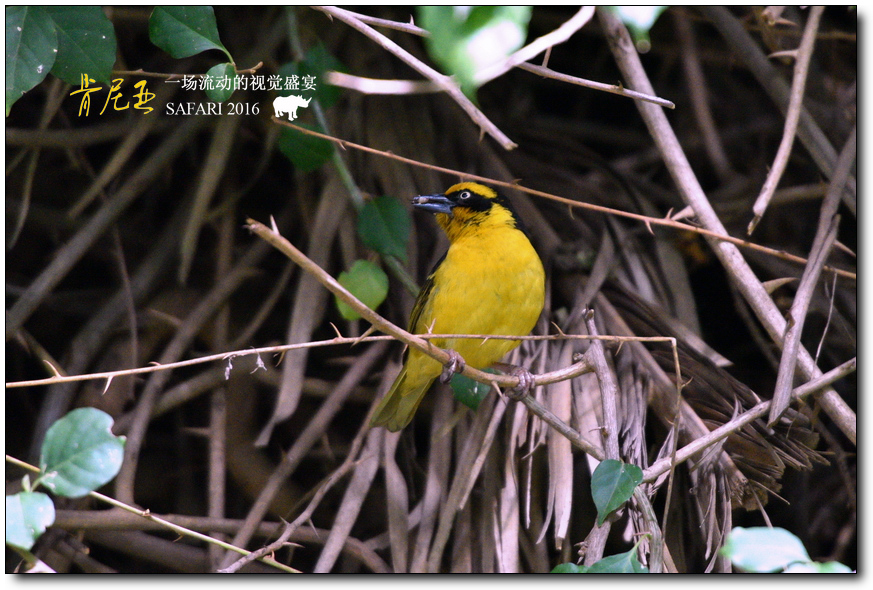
[204,62,236,102]
[450,371,493,410]
[43,6,116,85]
[591,459,643,525]
[418,6,532,97]
[357,195,412,262]
[39,407,126,498]
[551,562,588,573]
[336,260,389,321]
[276,125,332,172]
[586,548,649,573]
[5,491,56,551]
[5,6,57,116]
[149,6,231,62]
[721,527,811,573]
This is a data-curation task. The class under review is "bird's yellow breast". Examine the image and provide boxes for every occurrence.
[407,220,545,380]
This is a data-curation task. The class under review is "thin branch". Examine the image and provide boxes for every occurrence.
[325,71,441,94]
[674,10,733,178]
[326,9,426,36]
[748,6,824,234]
[517,62,675,109]
[580,311,620,566]
[768,214,839,425]
[5,333,666,390]
[312,5,517,149]
[473,7,595,86]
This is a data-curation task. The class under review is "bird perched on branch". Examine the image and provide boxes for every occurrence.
[371,182,545,431]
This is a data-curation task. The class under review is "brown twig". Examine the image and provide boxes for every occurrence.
[312,5,517,149]
[517,62,675,109]
[768,214,839,425]
[748,6,824,234]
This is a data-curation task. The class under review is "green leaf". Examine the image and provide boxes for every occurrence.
[276,124,332,172]
[149,6,231,62]
[5,6,57,116]
[591,459,643,525]
[277,44,343,108]
[357,195,411,262]
[586,548,649,573]
[551,562,588,573]
[418,6,532,97]
[204,62,237,102]
[5,491,56,551]
[43,6,116,85]
[721,527,811,573]
[450,371,492,410]
[39,407,126,498]
[336,260,389,321]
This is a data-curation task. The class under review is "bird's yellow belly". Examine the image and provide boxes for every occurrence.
[412,229,544,372]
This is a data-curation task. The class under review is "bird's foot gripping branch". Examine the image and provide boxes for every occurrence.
[439,350,467,384]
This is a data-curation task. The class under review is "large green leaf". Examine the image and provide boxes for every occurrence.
[357,195,411,262]
[591,459,643,525]
[43,6,116,85]
[5,491,56,551]
[39,407,126,498]
[336,260,389,321]
[418,6,531,97]
[149,6,231,62]
[5,6,57,116]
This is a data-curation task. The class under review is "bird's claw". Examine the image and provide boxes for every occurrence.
[493,362,535,400]
[439,350,466,384]
[513,367,535,396]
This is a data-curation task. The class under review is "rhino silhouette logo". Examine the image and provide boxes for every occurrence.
[273,94,312,121]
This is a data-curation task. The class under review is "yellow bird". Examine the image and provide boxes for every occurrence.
[371,182,546,431]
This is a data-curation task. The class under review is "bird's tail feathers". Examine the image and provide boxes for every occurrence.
[370,366,434,432]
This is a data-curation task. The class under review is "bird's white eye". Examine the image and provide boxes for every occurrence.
[458,191,471,201]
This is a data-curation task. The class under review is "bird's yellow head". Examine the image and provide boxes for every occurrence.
[412,182,525,242]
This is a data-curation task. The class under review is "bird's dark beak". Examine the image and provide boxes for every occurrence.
[412,194,455,217]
